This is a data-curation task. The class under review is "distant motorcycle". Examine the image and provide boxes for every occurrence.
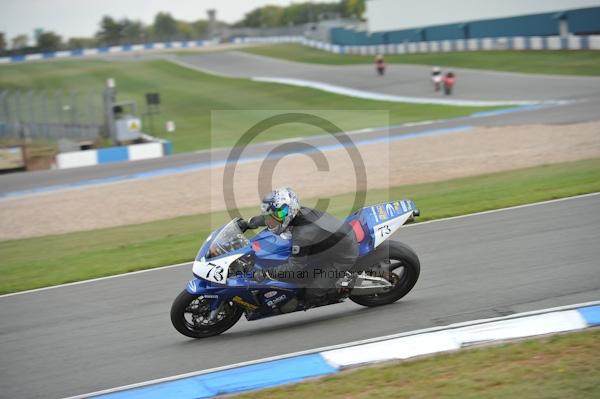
[432,74,443,91]
[443,72,456,95]
[375,54,386,76]
[432,66,442,91]
[171,200,421,338]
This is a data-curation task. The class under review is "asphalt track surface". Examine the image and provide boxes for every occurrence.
[2,51,600,196]
[1,51,600,398]
[1,195,600,398]
[176,51,600,101]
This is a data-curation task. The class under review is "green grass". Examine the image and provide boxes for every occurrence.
[1,157,599,294]
[235,329,600,399]
[0,59,498,153]
[242,44,600,76]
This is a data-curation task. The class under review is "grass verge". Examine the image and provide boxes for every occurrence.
[234,329,600,399]
[0,59,498,153]
[242,44,600,76]
[1,158,599,294]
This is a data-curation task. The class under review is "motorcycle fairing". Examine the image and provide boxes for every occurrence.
[185,275,299,314]
[249,229,292,265]
[346,199,416,256]
[192,253,245,285]
[184,199,415,317]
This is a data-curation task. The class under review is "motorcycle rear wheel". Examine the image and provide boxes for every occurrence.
[350,241,420,307]
[171,291,243,338]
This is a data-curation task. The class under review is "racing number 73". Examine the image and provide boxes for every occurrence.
[377,225,391,238]
[205,262,225,282]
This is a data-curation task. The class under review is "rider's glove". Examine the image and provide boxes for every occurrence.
[236,218,249,232]
[247,215,264,230]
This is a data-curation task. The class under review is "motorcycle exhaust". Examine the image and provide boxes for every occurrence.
[345,273,393,296]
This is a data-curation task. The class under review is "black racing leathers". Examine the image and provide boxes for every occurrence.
[246,207,359,301]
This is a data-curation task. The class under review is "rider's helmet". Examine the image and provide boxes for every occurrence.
[433,66,441,73]
[260,187,300,235]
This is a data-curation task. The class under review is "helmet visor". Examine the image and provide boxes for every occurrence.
[264,214,282,230]
[264,204,289,230]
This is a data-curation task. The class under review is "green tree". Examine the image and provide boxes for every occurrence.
[11,34,29,50]
[341,0,365,18]
[176,21,194,40]
[237,2,343,27]
[191,20,209,38]
[281,4,310,26]
[121,19,144,43]
[239,6,284,27]
[96,16,124,45]
[153,12,178,40]
[67,37,97,50]
[36,31,63,52]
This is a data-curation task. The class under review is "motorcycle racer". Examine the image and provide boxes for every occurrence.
[238,187,359,306]
[432,66,443,91]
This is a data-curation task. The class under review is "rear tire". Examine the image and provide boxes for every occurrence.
[170,290,243,338]
[350,241,420,307]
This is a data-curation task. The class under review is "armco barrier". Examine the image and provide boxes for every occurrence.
[55,139,172,169]
[1,34,598,65]
[0,39,219,65]
[66,301,600,399]
[236,34,600,55]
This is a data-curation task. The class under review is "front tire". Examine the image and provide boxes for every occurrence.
[170,291,243,338]
[350,241,420,307]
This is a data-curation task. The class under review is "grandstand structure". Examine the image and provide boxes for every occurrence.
[331,0,600,45]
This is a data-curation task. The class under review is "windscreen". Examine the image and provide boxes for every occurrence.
[206,219,250,259]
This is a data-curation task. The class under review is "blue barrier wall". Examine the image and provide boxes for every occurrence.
[426,23,466,41]
[330,28,383,45]
[387,29,421,44]
[569,7,600,34]
[331,7,600,45]
[469,13,558,38]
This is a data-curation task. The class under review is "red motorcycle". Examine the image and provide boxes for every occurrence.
[443,72,456,95]
[375,55,386,76]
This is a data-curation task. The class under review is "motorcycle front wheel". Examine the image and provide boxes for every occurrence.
[170,291,243,338]
[350,241,420,307]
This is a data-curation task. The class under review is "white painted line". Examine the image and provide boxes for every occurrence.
[3,192,598,299]
[404,191,600,229]
[403,120,435,127]
[62,300,600,399]
[0,261,191,299]
[252,77,546,107]
[451,310,587,345]
[323,330,460,367]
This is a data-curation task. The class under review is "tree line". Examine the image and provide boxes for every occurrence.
[0,0,364,56]
[235,0,364,28]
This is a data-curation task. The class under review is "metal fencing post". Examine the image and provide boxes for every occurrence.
[103,84,117,144]
[43,90,50,140]
[0,91,6,138]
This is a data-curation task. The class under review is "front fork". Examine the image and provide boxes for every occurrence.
[186,278,261,314]
[186,278,228,312]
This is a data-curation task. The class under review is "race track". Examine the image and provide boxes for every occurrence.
[1,194,599,399]
[2,51,600,197]
[1,50,600,398]
[176,51,600,101]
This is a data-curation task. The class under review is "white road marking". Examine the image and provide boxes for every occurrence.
[252,76,551,107]
[62,299,600,399]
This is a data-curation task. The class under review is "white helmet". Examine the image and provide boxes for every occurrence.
[433,66,440,73]
[260,187,300,235]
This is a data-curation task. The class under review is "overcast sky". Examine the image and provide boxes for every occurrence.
[0,0,337,41]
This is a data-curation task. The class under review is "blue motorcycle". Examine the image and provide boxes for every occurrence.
[171,200,421,338]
